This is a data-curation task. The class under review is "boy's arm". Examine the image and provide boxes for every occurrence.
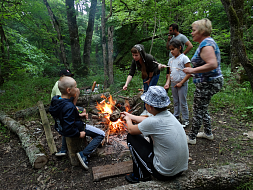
[125,118,142,135]
[62,108,83,137]
[121,112,143,135]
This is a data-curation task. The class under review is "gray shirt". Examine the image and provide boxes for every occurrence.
[169,33,189,58]
[138,110,189,176]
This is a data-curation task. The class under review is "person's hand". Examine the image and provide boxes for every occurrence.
[168,35,172,41]
[80,131,86,138]
[164,84,170,90]
[75,88,80,98]
[79,108,88,119]
[144,78,151,86]
[123,85,128,90]
[158,64,167,70]
[175,83,182,88]
[121,112,131,122]
[183,67,195,74]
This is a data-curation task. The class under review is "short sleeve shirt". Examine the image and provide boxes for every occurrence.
[138,110,189,176]
[167,54,190,83]
[191,37,223,83]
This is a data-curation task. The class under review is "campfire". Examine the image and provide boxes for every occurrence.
[96,95,130,135]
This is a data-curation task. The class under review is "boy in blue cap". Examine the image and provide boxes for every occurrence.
[121,86,188,183]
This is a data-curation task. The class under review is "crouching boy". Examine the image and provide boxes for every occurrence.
[121,86,188,183]
[49,76,105,170]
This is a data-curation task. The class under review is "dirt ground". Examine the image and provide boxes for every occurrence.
[0,107,253,190]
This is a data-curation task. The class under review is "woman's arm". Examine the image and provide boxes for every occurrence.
[183,46,217,74]
[123,75,133,90]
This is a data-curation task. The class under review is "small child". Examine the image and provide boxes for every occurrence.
[164,39,192,127]
[49,76,105,170]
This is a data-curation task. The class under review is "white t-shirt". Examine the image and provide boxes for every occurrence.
[168,54,190,83]
[138,110,189,176]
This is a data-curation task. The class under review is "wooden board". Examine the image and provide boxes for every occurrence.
[92,160,133,181]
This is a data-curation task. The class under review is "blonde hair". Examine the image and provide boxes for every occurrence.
[58,76,76,95]
[192,18,212,36]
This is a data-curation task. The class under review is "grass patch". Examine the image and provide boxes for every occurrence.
[0,124,10,144]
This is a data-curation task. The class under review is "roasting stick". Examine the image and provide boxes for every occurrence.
[153,61,194,76]
[153,61,183,70]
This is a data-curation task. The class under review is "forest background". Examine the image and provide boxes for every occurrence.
[0,0,253,189]
[0,0,253,128]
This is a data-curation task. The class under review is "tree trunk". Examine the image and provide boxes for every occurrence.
[43,0,68,69]
[0,111,48,169]
[101,0,108,88]
[108,26,114,85]
[83,0,97,73]
[107,163,252,190]
[149,0,156,54]
[0,22,9,85]
[66,0,82,75]
[95,24,101,66]
[228,0,244,72]
[65,137,87,166]
[221,0,253,91]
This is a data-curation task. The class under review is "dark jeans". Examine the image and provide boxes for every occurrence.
[127,133,183,181]
[143,74,160,109]
[61,124,105,156]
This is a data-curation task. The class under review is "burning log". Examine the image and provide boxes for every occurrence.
[109,109,121,122]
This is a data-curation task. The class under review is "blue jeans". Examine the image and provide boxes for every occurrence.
[61,124,105,156]
[143,74,160,109]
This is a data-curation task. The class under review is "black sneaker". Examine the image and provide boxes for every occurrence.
[76,152,89,170]
[55,150,67,156]
[125,173,151,183]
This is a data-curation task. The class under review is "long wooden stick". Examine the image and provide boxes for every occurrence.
[153,61,182,70]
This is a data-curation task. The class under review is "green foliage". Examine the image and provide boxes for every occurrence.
[0,124,10,144]
[2,27,50,77]
[0,72,56,112]
[236,178,253,190]
[210,64,253,121]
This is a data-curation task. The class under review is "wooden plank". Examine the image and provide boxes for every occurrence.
[37,101,57,155]
[92,160,133,181]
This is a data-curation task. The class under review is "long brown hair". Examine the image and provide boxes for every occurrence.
[131,47,148,79]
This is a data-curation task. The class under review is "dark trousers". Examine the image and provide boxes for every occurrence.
[127,134,183,181]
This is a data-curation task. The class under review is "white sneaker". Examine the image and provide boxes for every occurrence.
[197,132,214,140]
[186,135,196,145]
[182,121,189,128]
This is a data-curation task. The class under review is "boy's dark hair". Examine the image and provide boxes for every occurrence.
[169,39,183,53]
[153,107,167,112]
[169,23,179,31]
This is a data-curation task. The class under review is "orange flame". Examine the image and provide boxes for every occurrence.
[96,95,127,134]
